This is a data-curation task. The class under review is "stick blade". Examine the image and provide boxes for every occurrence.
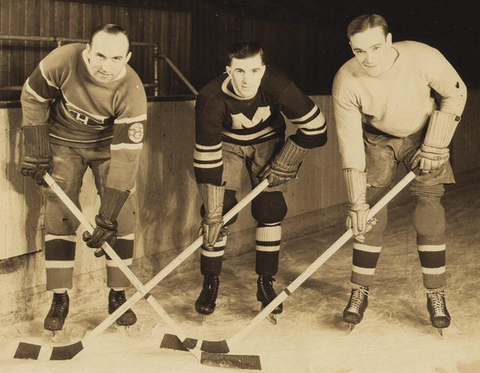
[13,342,42,360]
[160,333,197,351]
[201,352,262,370]
[50,341,84,360]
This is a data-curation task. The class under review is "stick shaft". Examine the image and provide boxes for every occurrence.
[228,171,416,346]
[43,173,268,347]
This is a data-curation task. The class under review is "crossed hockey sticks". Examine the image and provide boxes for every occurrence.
[13,173,268,370]
[161,170,417,367]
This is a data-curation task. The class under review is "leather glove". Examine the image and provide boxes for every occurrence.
[83,187,130,256]
[82,214,118,249]
[410,144,449,173]
[20,125,52,186]
[20,155,53,186]
[198,183,226,251]
[259,137,307,187]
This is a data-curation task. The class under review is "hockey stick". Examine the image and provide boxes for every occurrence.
[162,170,417,363]
[13,174,268,370]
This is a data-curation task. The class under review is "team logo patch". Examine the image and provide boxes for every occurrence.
[231,106,271,129]
[128,123,144,143]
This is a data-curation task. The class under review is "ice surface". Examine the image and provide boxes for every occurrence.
[0,181,479,373]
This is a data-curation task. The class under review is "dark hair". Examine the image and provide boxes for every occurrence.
[89,23,131,53]
[227,41,265,66]
[347,14,389,40]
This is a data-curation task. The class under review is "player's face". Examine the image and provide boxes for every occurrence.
[226,54,266,98]
[349,27,393,77]
[86,31,131,83]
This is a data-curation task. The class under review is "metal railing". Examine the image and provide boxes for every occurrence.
[0,34,198,96]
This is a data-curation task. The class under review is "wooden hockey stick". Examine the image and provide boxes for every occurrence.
[13,174,268,370]
[162,171,417,363]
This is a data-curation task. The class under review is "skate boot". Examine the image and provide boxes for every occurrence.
[343,285,369,331]
[195,275,219,315]
[257,275,283,324]
[108,289,137,326]
[427,289,450,335]
[44,292,69,331]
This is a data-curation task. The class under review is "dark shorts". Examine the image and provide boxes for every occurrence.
[364,125,455,189]
[222,138,286,192]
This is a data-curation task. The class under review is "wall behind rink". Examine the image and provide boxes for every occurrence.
[1,90,479,323]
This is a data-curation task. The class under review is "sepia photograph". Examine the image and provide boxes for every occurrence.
[0,0,478,372]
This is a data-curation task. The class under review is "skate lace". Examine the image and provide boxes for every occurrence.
[52,294,67,314]
[348,287,369,312]
[200,276,218,302]
[427,291,447,317]
[261,276,277,302]
[114,291,127,306]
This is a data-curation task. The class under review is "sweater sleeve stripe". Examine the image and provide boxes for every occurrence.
[24,78,50,103]
[39,61,59,89]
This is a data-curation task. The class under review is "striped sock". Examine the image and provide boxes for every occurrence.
[255,222,281,276]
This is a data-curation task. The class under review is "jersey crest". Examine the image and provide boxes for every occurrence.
[231,106,271,129]
[128,122,144,143]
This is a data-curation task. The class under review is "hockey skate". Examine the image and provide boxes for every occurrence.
[108,289,137,331]
[343,285,369,332]
[257,275,283,325]
[195,275,219,321]
[44,292,69,339]
[426,289,451,336]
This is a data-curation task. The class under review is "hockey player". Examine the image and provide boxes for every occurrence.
[332,14,467,332]
[193,41,327,318]
[19,24,147,331]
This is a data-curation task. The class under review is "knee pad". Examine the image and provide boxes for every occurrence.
[412,196,446,244]
[200,189,238,226]
[44,197,80,235]
[251,191,287,224]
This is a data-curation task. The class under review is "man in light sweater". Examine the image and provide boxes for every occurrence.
[332,14,466,332]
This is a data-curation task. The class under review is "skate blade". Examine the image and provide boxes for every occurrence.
[259,305,278,325]
[114,323,133,335]
[347,323,356,333]
[436,328,445,337]
[266,314,277,325]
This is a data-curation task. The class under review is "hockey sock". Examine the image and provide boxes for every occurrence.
[106,235,134,289]
[255,222,281,276]
[413,196,446,289]
[200,235,226,276]
[45,234,76,291]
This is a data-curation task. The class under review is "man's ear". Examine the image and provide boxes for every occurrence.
[226,65,231,75]
[386,33,392,46]
[125,51,132,63]
[349,41,355,55]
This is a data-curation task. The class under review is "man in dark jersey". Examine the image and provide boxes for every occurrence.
[193,41,327,317]
[20,24,147,331]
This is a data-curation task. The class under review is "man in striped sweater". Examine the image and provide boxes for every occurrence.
[332,14,467,332]
[20,24,147,331]
[193,41,327,317]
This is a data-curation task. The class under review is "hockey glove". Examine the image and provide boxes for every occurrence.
[82,187,130,252]
[410,110,460,173]
[343,168,375,242]
[259,137,308,187]
[198,183,226,251]
[20,125,53,186]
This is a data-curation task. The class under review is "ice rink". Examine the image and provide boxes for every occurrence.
[0,179,479,373]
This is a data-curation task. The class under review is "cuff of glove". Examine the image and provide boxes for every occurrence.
[424,110,460,148]
[273,137,308,171]
[23,125,51,157]
[421,144,449,154]
[198,183,225,218]
[99,187,130,221]
[343,168,368,204]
